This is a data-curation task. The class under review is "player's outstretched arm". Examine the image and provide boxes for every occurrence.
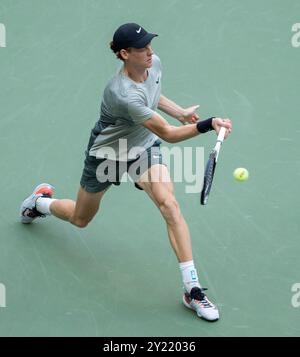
[143,112,232,143]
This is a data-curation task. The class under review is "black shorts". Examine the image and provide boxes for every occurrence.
[80,140,166,193]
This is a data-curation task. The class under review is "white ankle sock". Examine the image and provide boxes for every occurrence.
[36,197,57,215]
[179,260,201,293]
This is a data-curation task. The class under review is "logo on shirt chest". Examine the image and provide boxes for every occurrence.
[156,77,160,84]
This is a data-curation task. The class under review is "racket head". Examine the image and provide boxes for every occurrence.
[200,150,217,205]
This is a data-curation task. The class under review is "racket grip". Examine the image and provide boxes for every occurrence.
[217,126,226,142]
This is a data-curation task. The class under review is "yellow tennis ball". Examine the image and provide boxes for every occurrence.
[233,168,249,182]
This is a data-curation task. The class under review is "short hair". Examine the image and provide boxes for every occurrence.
[110,41,131,61]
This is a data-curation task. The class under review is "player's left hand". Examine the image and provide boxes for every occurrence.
[179,105,200,124]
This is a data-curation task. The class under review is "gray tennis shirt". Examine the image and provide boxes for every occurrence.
[88,54,162,161]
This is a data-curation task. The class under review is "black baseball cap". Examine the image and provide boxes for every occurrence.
[112,23,158,51]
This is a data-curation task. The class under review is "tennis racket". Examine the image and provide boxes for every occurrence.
[200,126,226,205]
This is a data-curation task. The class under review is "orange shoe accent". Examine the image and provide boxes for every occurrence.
[35,186,53,197]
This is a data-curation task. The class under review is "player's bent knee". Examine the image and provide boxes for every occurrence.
[70,217,90,228]
[158,196,181,224]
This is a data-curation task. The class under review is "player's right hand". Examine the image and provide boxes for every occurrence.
[212,118,232,139]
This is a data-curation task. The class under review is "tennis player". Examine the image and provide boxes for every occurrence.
[20,23,232,322]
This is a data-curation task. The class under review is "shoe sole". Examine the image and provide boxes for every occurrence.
[182,295,219,322]
[20,183,54,224]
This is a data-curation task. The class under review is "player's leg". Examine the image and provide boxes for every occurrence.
[129,143,194,264]
[20,154,111,227]
[136,164,219,321]
[137,164,192,262]
[20,183,108,228]
[51,186,108,228]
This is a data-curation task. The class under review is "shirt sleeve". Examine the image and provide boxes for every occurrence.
[127,90,154,125]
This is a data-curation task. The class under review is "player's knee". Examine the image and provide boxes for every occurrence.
[70,217,90,228]
[158,196,181,224]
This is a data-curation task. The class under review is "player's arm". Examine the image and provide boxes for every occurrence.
[158,95,199,124]
[158,95,185,121]
[142,111,232,143]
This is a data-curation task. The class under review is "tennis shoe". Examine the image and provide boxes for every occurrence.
[20,183,54,224]
[183,287,219,322]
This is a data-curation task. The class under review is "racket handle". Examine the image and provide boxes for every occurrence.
[215,126,226,156]
[217,126,226,142]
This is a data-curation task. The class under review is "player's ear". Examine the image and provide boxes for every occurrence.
[120,49,129,60]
